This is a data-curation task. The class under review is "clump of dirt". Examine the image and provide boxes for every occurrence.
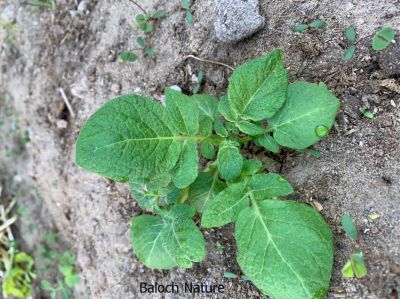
[1,0,399,298]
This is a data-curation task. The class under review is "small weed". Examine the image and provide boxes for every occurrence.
[128,0,165,33]
[343,26,357,61]
[26,0,56,13]
[293,19,326,32]
[372,26,396,51]
[182,0,193,24]
[341,215,367,278]
[119,37,155,63]
[192,71,204,94]
[0,17,21,45]
[360,106,374,119]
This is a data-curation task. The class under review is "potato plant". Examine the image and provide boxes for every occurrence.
[75,49,340,299]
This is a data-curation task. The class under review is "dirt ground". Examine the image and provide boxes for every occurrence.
[1,0,400,298]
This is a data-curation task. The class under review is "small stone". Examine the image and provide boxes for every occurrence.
[215,0,265,43]
[77,0,88,12]
[1,4,17,23]
[111,82,121,94]
[56,119,68,129]
[377,37,400,76]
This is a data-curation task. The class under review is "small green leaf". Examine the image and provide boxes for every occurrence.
[192,84,200,94]
[228,49,288,121]
[201,183,249,228]
[188,170,226,212]
[217,142,243,181]
[198,117,213,136]
[136,14,146,23]
[201,141,215,159]
[269,82,340,150]
[344,46,356,61]
[247,173,293,199]
[241,159,263,176]
[359,106,374,119]
[310,20,326,28]
[293,24,309,32]
[182,0,190,9]
[341,215,358,242]
[342,260,354,278]
[305,149,321,158]
[171,140,198,188]
[192,94,219,120]
[255,134,280,153]
[197,71,204,83]
[372,27,395,51]
[119,52,138,63]
[218,95,237,122]
[41,280,54,291]
[136,37,145,47]
[351,252,367,278]
[152,10,166,18]
[186,11,193,24]
[223,272,238,278]
[214,119,228,137]
[235,121,265,136]
[345,26,357,42]
[144,47,155,57]
[144,22,153,33]
[235,200,334,299]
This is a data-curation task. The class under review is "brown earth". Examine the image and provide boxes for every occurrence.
[1,0,400,298]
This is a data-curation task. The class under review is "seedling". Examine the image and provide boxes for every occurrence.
[192,71,203,94]
[341,215,367,278]
[0,17,21,45]
[343,26,357,61]
[27,0,56,13]
[182,0,193,24]
[372,26,396,51]
[293,19,326,32]
[119,37,155,63]
[360,106,374,119]
[76,49,340,298]
[129,0,166,33]
[223,272,237,279]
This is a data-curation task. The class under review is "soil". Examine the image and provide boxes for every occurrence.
[1,0,399,298]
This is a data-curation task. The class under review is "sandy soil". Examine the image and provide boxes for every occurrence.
[1,0,399,298]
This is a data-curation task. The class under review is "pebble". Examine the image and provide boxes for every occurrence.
[77,0,88,12]
[214,0,265,43]
[1,4,16,23]
[56,119,68,129]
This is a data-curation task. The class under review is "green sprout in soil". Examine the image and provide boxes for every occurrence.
[341,215,367,278]
[360,106,374,119]
[343,26,357,61]
[192,71,204,94]
[293,20,326,32]
[75,49,341,299]
[119,37,155,64]
[0,17,21,45]
[372,26,396,51]
[26,0,56,13]
[182,0,193,24]
[128,0,165,33]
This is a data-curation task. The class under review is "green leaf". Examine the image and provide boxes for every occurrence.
[305,149,321,158]
[182,0,190,9]
[197,71,204,83]
[65,274,80,288]
[341,260,354,278]
[218,95,237,122]
[188,170,226,212]
[144,47,155,57]
[255,134,280,153]
[360,106,374,119]
[201,141,215,159]
[214,118,228,137]
[131,215,178,269]
[171,140,198,188]
[228,49,288,121]
[144,22,153,33]
[41,280,54,291]
[269,82,340,150]
[341,215,358,242]
[345,26,357,42]
[192,84,200,94]
[201,183,249,228]
[136,37,145,47]
[372,27,395,51]
[351,252,367,278]
[136,14,146,23]
[198,117,213,136]
[186,11,193,24]
[165,88,199,136]
[247,173,293,199]
[241,159,263,176]
[343,46,356,61]
[129,182,158,211]
[293,24,309,32]
[161,205,205,268]
[152,10,166,18]
[217,141,243,181]
[76,95,197,182]
[119,52,137,63]
[235,199,334,299]
[310,20,326,28]
[235,121,265,135]
[192,94,219,120]
[223,272,238,278]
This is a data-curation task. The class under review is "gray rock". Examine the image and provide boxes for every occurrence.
[215,0,265,43]
[1,4,17,23]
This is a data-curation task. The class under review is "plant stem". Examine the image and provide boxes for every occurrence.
[184,55,235,71]
[127,0,147,14]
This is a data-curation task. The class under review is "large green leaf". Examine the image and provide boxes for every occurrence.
[217,141,243,181]
[218,95,238,122]
[131,204,205,269]
[188,170,225,212]
[228,50,288,121]
[76,94,199,181]
[131,215,177,269]
[247,173,293,199]
[235,199,333,299]
[171,140,198,188]
[268,82,340,150]
[201,183,249,228]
